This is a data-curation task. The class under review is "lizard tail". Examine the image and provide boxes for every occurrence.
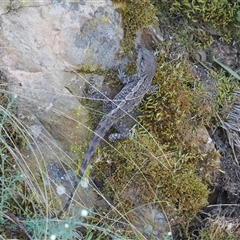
[51,116,113,219]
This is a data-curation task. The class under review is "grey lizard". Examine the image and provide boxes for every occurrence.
[53,46,157,218]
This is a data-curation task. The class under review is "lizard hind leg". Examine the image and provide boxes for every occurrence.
[108,121,130,142]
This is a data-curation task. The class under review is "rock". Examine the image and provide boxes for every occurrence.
[0,0,122,211]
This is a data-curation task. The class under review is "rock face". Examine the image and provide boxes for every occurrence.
[0,0,122,209]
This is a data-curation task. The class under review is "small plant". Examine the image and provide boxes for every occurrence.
[24,218,82,239]
[0,94,29,238]
[213,56,240,80]
[0,153,23,222]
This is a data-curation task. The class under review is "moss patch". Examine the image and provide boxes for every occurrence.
[139,50,213,150]
[94,132,209,233]
[113,0,158,52]
[152,0,240,49]
[168,0,239,30]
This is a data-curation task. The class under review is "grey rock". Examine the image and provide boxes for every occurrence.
[0,0,122,208]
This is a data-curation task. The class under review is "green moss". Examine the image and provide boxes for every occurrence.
[139,52,213,150]
[169,0,239,30]
[94,132,209,231]
[77,64,106,75]
[212,70,239,114]
[113,0,158,52]
[152,0,240,50]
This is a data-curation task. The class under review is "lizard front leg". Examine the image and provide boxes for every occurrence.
[117,69,139,84]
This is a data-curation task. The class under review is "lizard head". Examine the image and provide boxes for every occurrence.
[137,46,157,78]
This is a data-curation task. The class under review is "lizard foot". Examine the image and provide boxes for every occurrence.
[108,121,130,142]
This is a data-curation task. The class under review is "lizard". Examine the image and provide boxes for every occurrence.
[53,46,157,218]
